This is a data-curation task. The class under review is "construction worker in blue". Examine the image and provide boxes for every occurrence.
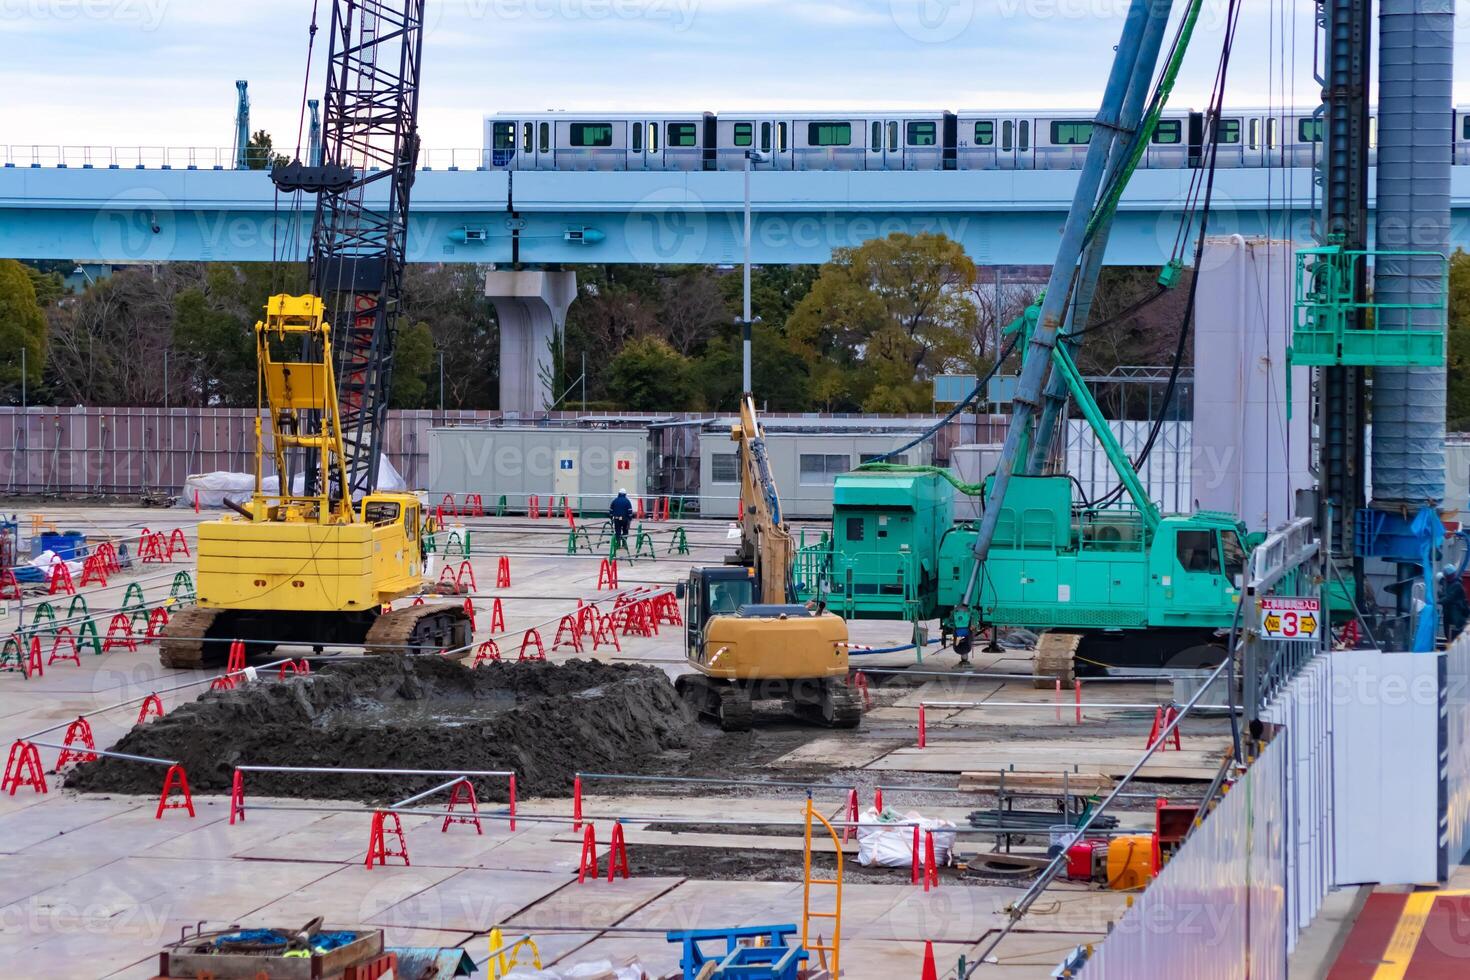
[609,489,634,549]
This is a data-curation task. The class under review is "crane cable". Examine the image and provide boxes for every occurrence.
[1091,0,1244,510]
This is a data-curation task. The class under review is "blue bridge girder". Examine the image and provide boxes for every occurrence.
[4,165,1470,266]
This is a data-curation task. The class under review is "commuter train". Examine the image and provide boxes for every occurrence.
[484,107,1470,172]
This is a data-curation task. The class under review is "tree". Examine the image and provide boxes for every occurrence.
[244,130,289,170]
[659,268,731,355]
[787,232,979,411]
[1448,249,1470,428]
[391,321,435,408]
[45,266,177,405]
[24,265,65,307]
[0,259,47,396]
[606,337,697,410]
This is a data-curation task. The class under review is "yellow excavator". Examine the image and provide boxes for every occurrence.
[160,5,468,667]
[674,395,859,731]
[159,296,470,668]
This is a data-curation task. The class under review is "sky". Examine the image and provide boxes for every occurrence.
[0,0,1466,154]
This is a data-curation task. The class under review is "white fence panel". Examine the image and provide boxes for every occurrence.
[1065,420,1191,514]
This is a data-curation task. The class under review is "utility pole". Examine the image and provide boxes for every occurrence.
[742,150,766,394]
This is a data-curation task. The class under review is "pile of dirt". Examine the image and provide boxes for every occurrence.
[68,657,697,802]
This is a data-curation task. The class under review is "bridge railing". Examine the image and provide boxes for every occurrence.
[2,145,490,171]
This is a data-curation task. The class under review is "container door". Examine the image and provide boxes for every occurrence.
[554,449,580,501]
[613,449,641,498]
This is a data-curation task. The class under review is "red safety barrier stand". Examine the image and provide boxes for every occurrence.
[489,597,506,633]
[473,639,502,666]
[923,831,939,891]
[49,628,81,667]
[1147,705,1182,751]
[102,614,137,653]
[552,615,584,653]
[366,810,410,868]
[573,775,583,832]
[442,779,483,835]
[137,693,164,724]
[577,823,598,883]
[608,821,630,881]
[25,636,43,677]
[921,941,939,980]
[47,561,76,596]
[156,765,195,819]
[518,629,546,662]
[917,704,927,749]
[2,740,47,795]
[167,528,191,559]
[55,717,96,767]
[229,770,245,824]
[497,556,512,588]
[842,788,860,843]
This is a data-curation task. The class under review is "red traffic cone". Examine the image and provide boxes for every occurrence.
[921,940,938,980]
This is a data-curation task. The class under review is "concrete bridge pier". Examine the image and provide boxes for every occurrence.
[485,270,577,415]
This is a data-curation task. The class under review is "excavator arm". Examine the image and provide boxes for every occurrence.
[731,395,796,605]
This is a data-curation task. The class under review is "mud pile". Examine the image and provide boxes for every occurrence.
[68,657,696,802]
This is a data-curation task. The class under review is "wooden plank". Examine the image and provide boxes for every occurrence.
[867,739,1228,781]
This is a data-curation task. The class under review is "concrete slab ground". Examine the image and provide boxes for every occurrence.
[0,507,1214,977]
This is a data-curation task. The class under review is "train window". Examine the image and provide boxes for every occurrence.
[974,121,994,146]
[907,121,937,146]
[1369,117,1378,148]
[760,122,771,152]
[1018,120,1030,152]
[809,122,852,147]
[1463,117,1470,140]
[1298,118,1324,143]
[888,121,898,152]
[649,123,660,153]
[569,123,613,148]
[632,122,643,152]
[871,121,881,151]
[1266,117,1279,148]
[777,122,788,152]
[734,122,753,148]
[492,123,515,150]
[522,122,532,153]
[667,123,698,147]
[1216,118,1241,144]
[1248,118,1259,149]
[538,122,550,153]
[1153,119,1182,144]
[1001,120,1013,152]
[1050,120,1092,145]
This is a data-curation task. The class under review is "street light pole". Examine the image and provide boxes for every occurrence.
[742,150,754,394]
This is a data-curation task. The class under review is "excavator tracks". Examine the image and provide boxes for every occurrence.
[158,606,233,669]
[677,674,861,732]
[364,604,473,661]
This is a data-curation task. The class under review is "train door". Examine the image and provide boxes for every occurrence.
[960,117,998,170]
[628,119,648,170]
[997,117,1031,169]
[1213,115,1245,168]
[868,119,885,171]
[759,119,791,171]
[533,119,553,170]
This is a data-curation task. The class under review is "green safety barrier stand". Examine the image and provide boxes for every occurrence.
[608,534,631,560]
[674,497,686,520]
[568,526,594,555]
[67,594,90,623]
[423,533,437,554]
[497,495,508,517]
[0,635,26,675]
[78,617,102,656]
[634,527,657,560]
[29,601,58,636]
[668,526,690,555]
[169,571,195,604]
[444,530,470,557]
[122,582,147,613]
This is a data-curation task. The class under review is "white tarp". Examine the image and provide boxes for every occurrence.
[855,807,957,868]
[183,455,407,508]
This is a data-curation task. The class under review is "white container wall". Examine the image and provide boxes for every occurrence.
[428,426,649,512]
[700,431,933,519]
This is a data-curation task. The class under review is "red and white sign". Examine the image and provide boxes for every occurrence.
[1259,596,1322,641]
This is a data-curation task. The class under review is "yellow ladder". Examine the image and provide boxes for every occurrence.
[802,796,844,977]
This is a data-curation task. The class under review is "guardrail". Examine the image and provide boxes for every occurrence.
[1,145,488,171]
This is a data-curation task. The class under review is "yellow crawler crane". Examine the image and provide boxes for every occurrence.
[674,395,859,731]
[159,295,469,668]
